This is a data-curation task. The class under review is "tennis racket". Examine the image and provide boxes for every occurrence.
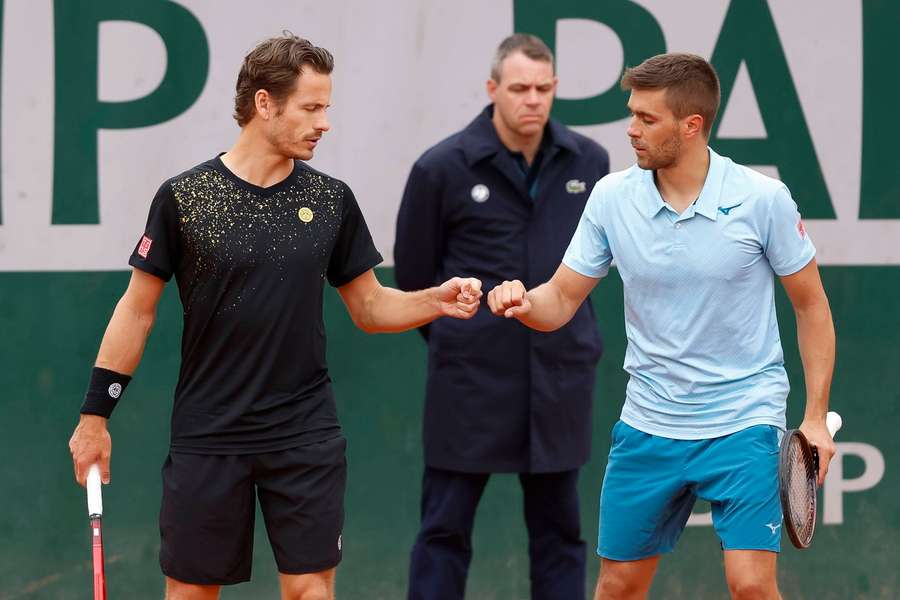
[86,464,107,600]
[779,411,842,549]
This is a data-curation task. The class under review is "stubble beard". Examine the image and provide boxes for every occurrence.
[640,132,682,171]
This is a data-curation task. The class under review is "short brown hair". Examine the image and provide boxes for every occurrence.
[233,33,334,127]
[621,53,720,137]
[490,33,554,82]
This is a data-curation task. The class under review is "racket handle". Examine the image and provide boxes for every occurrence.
[826,411,842,438]
[91,516,106,600]
[87,464,103,517]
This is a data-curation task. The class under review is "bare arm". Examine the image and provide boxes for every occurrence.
[486,263,601,331]
[781,258,836,484]
[338,270,482,334]
[69,268,166,485]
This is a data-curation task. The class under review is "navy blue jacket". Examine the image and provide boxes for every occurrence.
[394,106,609,473]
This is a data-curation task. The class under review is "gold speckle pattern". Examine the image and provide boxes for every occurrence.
[170,164,344,315]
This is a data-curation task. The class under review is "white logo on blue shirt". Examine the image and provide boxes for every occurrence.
[765,522,782,534]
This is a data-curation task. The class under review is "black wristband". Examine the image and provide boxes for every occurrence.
[80,367,132,418]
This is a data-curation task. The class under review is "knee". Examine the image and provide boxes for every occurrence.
[165,578,220,600]
[595,571,647,600]
[415,520,474,553]
[282,581,331,600]
[281,571,335,600]
[727,577,777,600]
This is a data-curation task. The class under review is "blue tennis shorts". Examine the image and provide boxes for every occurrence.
[597,421,782,560]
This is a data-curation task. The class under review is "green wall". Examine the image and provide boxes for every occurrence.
[0,267,896,599]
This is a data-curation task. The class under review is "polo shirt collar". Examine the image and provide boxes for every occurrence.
[694,147,726,220]
[643,147,726,220]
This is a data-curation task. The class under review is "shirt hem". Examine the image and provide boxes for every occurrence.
[561,257,609,280]
[619,414,785,440]
[773,248,816,277]
[169,428,342,455]
[328,253,383,288]
[128,257,173,282]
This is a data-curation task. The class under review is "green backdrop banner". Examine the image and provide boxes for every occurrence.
[0,268,895,599]
[1,1,897,597]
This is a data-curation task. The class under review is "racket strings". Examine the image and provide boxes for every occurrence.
[786,439,816,543]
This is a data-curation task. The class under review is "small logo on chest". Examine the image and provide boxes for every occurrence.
[566,179,587,194]
[298,207,314,223]
[718,203,743,216]
[471,184,490,203]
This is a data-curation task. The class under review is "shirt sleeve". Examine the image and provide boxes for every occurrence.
[128,180,180,281]
[562,181,613,278]
[327,183,384,287]
[763,185,817,276]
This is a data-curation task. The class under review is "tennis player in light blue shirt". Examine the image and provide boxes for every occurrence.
[486,53,836,600]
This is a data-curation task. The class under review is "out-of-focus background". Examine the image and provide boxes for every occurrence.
[1,1,896,598]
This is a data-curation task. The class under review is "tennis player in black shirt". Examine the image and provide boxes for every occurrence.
[68,34,482,600]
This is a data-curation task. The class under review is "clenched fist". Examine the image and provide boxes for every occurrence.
[437,277,483,319]
[487,280,532,318]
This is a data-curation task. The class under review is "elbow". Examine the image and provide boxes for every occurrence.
[796,295,833,321]
[350,290,381,335]
[118,294,157,336]
[354,318,380,335]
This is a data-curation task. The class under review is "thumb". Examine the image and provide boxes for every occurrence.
[504,295,531,318]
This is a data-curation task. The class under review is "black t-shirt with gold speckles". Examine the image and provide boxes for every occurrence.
[128,156,383,454]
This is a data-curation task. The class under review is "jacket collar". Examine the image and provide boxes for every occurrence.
[460,105,580,167]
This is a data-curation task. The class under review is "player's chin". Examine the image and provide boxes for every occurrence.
[516,122,544,137]
[289,146,314,161]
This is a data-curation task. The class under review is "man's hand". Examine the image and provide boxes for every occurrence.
[799,417,837,486]
[436,277,483,319]
[487,280,532,319]
[69,414,112,487]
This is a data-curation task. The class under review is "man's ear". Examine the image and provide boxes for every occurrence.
[255,89,273,120]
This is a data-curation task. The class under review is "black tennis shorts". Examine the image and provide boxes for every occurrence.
[159,436,347,585]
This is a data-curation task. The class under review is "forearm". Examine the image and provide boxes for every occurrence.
[516,281,580,332]
[94,294,156,374]
[796,301,835,422]
[356,285,442,334]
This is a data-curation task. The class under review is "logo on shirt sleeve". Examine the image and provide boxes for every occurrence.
[797,219,807,239]
[138,235,153,259]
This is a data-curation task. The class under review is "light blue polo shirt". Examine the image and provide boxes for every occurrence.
[563,148,816,439]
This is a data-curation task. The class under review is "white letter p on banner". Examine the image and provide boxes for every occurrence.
[823,442,885,525]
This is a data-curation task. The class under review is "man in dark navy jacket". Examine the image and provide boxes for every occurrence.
[394,34,609,600]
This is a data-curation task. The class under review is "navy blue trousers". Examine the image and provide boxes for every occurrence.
[407,467,586,600]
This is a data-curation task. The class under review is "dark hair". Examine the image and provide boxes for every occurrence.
[620,53,720,137]
[490,33,554,82]
[233,32,334,127]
